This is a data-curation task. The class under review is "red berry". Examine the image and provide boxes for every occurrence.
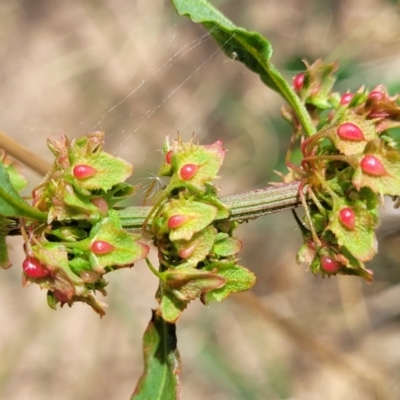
[90,240,115,255]
[340,92,354,106]
[23,257,49,278]
[337,122,365,141]
[168,215,188,229]
[180,164,198,180]
[165,150,173,165]
[90,197,108,216]
[73,165,97,179]
[360,155,386,176]
[293,72,305,92]
[320,256,341,273]
[339,207,355,230]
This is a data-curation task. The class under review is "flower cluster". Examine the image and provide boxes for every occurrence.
[22,132,148,316]
[284,61,400,281]
[149,136,255,322]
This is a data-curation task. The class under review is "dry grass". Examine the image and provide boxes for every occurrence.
[1,0,400,399]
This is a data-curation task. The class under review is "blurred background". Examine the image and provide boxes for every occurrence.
[1,0,400,399]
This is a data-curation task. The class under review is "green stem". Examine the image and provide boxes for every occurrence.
[268,70,316,138]
[119,181,301,232]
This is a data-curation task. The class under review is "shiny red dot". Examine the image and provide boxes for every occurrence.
[165,150,173,165]
[73,165,97,179]
[180,164,198,180]
[23,257,49,278]
[168,215,188,229]
[339,207,355,230]
[337,122,365,141]
[368,91,384,102]
[293,73,305,92]
[340,92,354,106]
[178,244,196,259]
[320,256,341,273]
[360,155,386,176]
[90,240,115,255]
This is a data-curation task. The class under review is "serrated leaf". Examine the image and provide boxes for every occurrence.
[82,218,149,270]
[174,226,217,267]
[132,311,181,400]
[326,197,377,261]
[0,162,47,220]
[203,261,256,303]
[157,196,217,242]
[352,140,400,196]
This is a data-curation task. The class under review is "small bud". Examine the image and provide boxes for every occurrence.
[337,122,365,141]
[165,150,173,165]
[340,92,354,106]
[90,197,109,216]
[90,240,115,255]
[320,256,341,273]
[293,73,305,92]
[339,207,356,230]
[73,165,97,179]
[180,164,198,180]
[23,257,49,278]
[360,155,386,176]
[168,215,188,229]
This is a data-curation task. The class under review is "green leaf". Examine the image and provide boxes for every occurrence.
[203,261,256,303]
[0,162,47,220]
[326,197,377,261]
[158,289,188,323]
[132,311,181,400]
[170,0,315,137]
[162,266,225,301]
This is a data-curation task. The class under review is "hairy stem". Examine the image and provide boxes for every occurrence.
[118,180,301,232]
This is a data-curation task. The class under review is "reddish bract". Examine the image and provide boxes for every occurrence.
[337,122,365,141]
[168,215,188,229]
[23,257,49,278]
[293,72,305,92]
[178,244,196,259]
[320,256,341,273]
[90,197,109,216]
[368,91,384,102]
[90,240,115,255]
[360,155,386,176]
[180,164,198,180]
[73,164,97,179]
[340,92,354,106]
[339,207,356,230]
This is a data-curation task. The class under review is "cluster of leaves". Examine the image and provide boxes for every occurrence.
[283,61,400,281]
[20,132,149,316]
[148,136,255,323]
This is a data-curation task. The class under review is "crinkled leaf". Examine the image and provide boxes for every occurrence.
[212,234,242,257]
[162,266,225,302]
[352,140,400,196]
[132,310,181,400]
[327,197,378,261]
[0,162,47,220]
[167,139,225,190]
[174,226,217,267]
[81,218,149,270]
[157,196,218,242]
[203,261,256,303]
